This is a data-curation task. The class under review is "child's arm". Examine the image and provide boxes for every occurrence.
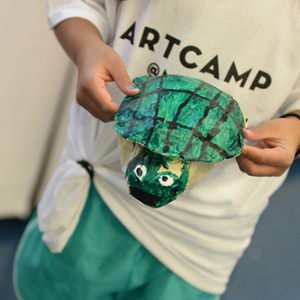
[236,110,300,176]
[54,18,139,122]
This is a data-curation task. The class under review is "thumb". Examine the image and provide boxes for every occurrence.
[242,123,273,141]
[111,63,140,96]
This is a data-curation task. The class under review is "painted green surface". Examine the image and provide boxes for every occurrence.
[126,148,189,208]
[114,74,245,163]
[114,74,245,207]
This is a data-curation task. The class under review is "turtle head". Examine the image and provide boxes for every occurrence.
[126,147,189,208]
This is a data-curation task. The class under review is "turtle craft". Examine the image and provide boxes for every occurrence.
[114,75,246,208]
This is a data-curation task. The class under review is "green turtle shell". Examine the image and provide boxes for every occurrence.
[114,75,245,162]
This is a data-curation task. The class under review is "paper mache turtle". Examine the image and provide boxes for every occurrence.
[114,74,246,208]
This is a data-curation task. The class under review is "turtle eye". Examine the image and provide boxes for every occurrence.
[159,175,174,186]
[134,164,147,180]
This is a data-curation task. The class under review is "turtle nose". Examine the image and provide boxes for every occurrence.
[129,186,161,207]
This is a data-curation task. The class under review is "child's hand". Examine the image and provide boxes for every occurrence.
[236,113,300,176]
[54,18,139,122]
[76,39,139,122]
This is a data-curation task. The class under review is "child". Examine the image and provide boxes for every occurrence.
[14,1,300,299]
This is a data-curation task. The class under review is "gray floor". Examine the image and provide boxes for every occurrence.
[1,159,299,300]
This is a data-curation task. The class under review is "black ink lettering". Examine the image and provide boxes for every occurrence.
[120,22,136,45]
[200,55,219,79]
[162,69,168,75]
[179,46,201,69]
[139,27,160,51]
[250,71,272,90]
[224,62,251,87]
[164,35,181,58]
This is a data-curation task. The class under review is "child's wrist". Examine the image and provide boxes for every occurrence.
[75,35,104,67]
[280,111,300,157]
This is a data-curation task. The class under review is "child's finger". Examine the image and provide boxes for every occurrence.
[89,83,120,116]
[242,123,276,142]
[241,144,289,168]
[236,155,286,177]
[235,157,246,173]
[110,61,140,96]
[78,78,120,119]
[77,88,117,122]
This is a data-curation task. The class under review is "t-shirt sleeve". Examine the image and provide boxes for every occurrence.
[280,72,300,114]
[46,0,115,43]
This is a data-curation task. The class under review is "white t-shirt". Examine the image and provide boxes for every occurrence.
[39,0,300,294]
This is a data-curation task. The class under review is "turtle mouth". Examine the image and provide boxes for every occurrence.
[129,186,162,208]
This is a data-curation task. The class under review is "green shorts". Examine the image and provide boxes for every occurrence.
[13,183,220,300]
